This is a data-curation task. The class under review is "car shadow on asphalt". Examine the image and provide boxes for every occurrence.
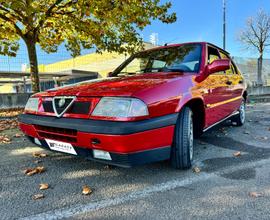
[198,119,270,173]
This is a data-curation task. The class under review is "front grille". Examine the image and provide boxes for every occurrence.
[35,125,77,143]
[43,101,54,113]
[42,101,91,115]
[68,102,91,114]
[54,97,74,115]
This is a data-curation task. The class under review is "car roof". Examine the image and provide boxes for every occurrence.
[206,42,230,55]
[144,42,230,55]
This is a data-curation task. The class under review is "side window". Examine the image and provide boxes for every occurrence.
[231,61,239,75]
[230,63,237,74]
[219,51,228,59]
[225,64,235,75]
[208,47,220,64]
[208,46,223,75]
[220,51,238,75]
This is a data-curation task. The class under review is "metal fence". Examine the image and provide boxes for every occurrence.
[0,49,270,86]
[0,44,94,72]
[232,56,270,86]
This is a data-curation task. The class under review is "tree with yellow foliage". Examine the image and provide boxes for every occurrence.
[0,0,176,92]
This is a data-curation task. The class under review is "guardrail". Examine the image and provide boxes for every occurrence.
[0,93,32,109]
[0,86,270,110]
[247,86,270,96]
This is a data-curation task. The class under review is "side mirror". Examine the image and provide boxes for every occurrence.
[206,59,231,75]
[107,72,113,77]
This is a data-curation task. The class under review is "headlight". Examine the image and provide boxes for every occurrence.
[92,97,149,118]
[25,97,39,112]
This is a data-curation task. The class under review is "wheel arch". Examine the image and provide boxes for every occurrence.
[177,97,206,137]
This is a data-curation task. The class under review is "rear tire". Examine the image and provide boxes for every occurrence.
[171,107,194,169]
[232,99,246,126]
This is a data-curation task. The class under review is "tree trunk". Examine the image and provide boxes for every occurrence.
[257,53,263,86]
[25,38,40,93]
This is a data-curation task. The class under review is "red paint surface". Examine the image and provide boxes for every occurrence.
[20,42,247,154]
[19,122,174,153]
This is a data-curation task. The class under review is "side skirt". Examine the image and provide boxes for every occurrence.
[203,111,239,132]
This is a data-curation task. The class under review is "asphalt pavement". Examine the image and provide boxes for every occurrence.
[0,103,269,220]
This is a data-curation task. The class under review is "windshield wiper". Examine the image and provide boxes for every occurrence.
[166,69,185,73]
[117,72,137,76]
[142,67,185,73]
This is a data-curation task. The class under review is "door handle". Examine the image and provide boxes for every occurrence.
[226,81,232,85]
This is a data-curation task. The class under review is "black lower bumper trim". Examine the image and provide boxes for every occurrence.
[19,113,178,135]
[27,136,171,168]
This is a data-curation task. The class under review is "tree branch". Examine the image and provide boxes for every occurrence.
[249,21,261,42]
[0,13,24,39]
[54,10,76,15]
[0,4,25,22]
[54,0,75,13]
[239,10,270,55]
[35,0,73,31]
[241,31,260,51]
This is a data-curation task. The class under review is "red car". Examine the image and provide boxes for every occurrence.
[19,42,247,169]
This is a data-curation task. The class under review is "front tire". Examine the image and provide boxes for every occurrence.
[171,107,194,169]
[232,99,246,126]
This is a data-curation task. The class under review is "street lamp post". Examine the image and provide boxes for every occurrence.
[223,0,226,50]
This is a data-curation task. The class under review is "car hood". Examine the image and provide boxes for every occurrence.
[38,72,186,97]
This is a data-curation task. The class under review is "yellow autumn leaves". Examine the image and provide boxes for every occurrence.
[24,152,93,200]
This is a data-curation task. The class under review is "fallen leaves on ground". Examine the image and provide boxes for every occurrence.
[32,152,47,158]
[0,108,23,118]
[0,135,11,144]
[32,194,45,200]
[233,151,241,157]
[82,185,92,195]
[39,183,49,190]
[219,127,227,134]
[23,166,45,176]
[249,192,263,198]
[192,166,201,173]
[104,165,114,170]
[14,133,22,138]
[0,118,19,132]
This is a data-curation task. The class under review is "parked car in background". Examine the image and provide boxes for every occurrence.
[19,42,247,169]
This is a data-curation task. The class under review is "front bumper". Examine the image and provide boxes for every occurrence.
[26,136,171,168]
[19,113,178,167]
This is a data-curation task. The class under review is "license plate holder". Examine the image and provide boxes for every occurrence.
[46,139,77,155]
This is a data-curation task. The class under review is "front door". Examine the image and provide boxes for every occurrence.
[199,46,232,127]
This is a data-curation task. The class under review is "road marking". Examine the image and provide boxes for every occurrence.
[21,158,270,220]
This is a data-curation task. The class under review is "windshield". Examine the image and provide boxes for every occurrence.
[113,44,202,76]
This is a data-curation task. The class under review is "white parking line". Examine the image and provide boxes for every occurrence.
[21,158,270,220]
